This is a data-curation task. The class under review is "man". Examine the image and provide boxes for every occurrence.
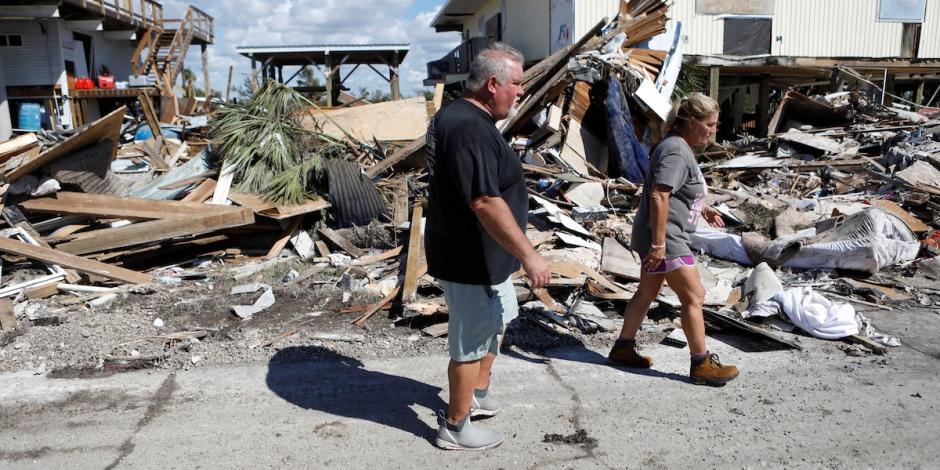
[425,43,551,451]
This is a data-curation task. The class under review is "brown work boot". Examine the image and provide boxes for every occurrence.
[607,339,653,368]
[690,353,739,386]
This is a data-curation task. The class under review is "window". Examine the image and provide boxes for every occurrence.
[0,34,23,47]
[723,18,772,55]
[877,0,926,23]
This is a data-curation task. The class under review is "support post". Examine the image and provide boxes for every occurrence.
[277,66,284,84]
[250,58,258,94]
[708,66,720,101]
[201,43,210,99]
[390,50,401,101]
[914,80,925,111]
[884,73,896,106]
[0,55,10,140]
[757,73,770,138]
[225,65,233,103]
[325,53,334,107]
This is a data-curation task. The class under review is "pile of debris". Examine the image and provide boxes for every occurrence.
[0,0,937,372]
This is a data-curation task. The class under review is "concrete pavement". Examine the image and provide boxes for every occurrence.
[1,335,938,469]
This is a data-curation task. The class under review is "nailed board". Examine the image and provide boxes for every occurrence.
[305,97,429,142]
[5,106,125,182]
[0,237,150,284]
[56,209,255,255]
[20,192,243,221]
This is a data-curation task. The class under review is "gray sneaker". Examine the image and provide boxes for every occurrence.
[470,390,501,418]
[435,411,504,451]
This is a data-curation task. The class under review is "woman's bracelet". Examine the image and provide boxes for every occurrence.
[651,243,665,249]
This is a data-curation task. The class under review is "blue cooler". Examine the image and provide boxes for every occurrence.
[17,103,42,131]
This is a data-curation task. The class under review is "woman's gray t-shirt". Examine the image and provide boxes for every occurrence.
[630,136,706,257]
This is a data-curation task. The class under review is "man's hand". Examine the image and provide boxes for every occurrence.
[702,206,725,228]
[523,253,551,289]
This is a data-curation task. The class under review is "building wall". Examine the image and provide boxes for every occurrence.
[672,0,940,58]
[920,0,940,57]
[772,0,903,57]
[573,0,619,41]
[0,19,64,86]
[505,0,550,62]
[86,32,136,79]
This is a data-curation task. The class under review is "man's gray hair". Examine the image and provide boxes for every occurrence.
[465,42,524,92]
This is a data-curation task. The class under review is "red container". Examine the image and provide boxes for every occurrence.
[97,75,114,89]
[75,77,94,90]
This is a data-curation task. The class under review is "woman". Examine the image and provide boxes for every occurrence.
[608,93,738,385]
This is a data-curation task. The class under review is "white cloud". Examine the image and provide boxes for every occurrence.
[169,0,460,98]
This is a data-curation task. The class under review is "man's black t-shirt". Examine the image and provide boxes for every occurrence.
[424,99,528,285]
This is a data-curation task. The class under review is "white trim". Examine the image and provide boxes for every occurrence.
[236,44,410,55]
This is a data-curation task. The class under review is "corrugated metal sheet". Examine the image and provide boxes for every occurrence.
[919,0,940,58]
[573,0,619,42]
[773,0,903,57]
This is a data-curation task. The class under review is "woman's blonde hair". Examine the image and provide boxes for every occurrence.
[663,92,719,136]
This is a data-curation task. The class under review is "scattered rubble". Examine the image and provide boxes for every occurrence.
[0,0,938,374]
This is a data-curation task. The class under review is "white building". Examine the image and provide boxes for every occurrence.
[426,0,940,135]
[0,0,212,139]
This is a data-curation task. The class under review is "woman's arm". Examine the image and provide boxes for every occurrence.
[644,184,672,271]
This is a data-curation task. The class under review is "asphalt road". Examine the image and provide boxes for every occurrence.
[2,321,938,470]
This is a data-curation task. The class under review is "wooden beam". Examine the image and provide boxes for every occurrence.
[0,133,39,164]
[56,209,255,255]
[353,246,403,266]
[365,137,425,178]
[20,192,245,221]
[401,205,424,303]
[709,66,720,101]
[318,227,364,258]
[266,216,302,259]
[0,237,151,284]
[5,106,125,182]
[181,178,217,203]
[757,73,770,138]
[15,221,81,284]
[702,307,802,350]
[353,285,401,327]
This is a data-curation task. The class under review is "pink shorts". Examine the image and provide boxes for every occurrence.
[640,253,696,274]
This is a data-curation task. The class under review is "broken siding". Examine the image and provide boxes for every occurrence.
[505,0,550,62]
[0,19,64,86]
[919,0,940,58]
[573,0,619,43]
[772,0,903,57]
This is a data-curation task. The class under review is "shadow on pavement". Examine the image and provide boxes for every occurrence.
[266,346,445,444]
[505,322,688,384]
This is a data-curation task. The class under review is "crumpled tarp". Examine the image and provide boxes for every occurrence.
[747,287,859,340]
[605,75,649,183]
[692,208,920,274]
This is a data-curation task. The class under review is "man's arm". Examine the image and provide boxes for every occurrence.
[469,195,550,288]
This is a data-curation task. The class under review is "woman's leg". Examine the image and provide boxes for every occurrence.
[617,271,667,340]
[663,265,707,355]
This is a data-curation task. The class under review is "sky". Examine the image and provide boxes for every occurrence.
[163,0,461,98]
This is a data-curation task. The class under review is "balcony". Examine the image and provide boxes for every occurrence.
[424,37,488,86]
[60,0,165,31]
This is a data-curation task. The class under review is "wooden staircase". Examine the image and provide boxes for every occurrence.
[130,5,213,95]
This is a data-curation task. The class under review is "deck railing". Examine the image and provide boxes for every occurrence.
[62,0,165,31]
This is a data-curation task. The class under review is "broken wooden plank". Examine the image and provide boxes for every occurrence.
[260,198,330,220]
[422,321,449,338]
[315,240,331,257]
[211,163,235,205]
[56,208,255,255]
[25,283,59,299]
[601,237,642,281]
[401,205,425,303]
[353,246,404,266]
[353,285,401,327]
[702,307,802,350]
[140,138,170,171]
[20,192,242,221]
[5,106,125,182]
[180,178,217,203]
[366,137,425,178]
[318,227,365,258]
[532,287,566,313]
[266,217,303,259]
[0,133,39,164]
[0,237,151,284]
[391,176,409,226]
[846,334,888,355]
[15,221,81,284]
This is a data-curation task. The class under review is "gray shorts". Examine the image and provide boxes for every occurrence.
[440,277,519,362]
